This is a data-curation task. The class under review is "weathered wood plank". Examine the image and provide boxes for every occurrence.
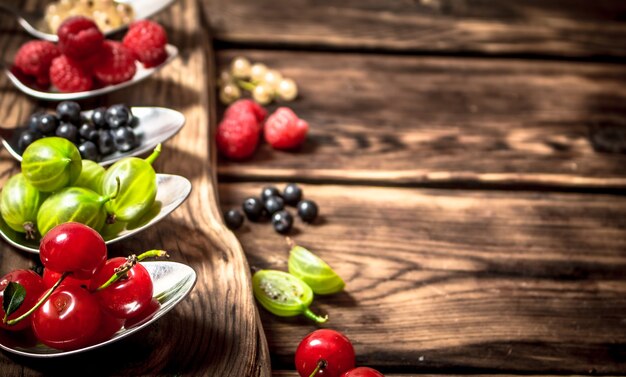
[0,0,271,375]
[203,0,626,58]
[220,182,626,374]
[216,50,626,190]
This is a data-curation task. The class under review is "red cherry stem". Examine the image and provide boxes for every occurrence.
[96,249,169,291]
[308,359,327,377]
[4,272,70,326]
[145,143,162,165]
[303,308,328,324]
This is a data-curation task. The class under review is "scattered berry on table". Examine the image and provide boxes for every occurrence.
[340,367,385,377]
[13,41,60,78]
[242,197,265,222]
[264,196,285,215]
[272,210,293,234]
[216,116,259,160]
[282,183,302,206]
[56,100,81,124]
[57,16,104,60]
[220,83,241,105]
[295,329,356,377]
[105,104,132,129]
[277,78,298,101]
[261,186,281,202]
[297,200,318,223]
[224,209,244,230]
[252,83,273,105]
[264,107,309,150]
[123,20,168,68]
[230,56,251,79]
[224,99,267,131]
[93,41,137,85]
[50,55,93,92]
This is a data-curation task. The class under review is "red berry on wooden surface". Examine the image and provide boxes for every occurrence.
[264,107,308,150]
[216,115,259,160]
[295,329,356,377]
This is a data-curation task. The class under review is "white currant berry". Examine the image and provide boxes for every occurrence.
[230,57,252,79]
[277,78,298,101]
[218,70,233,87]
[253,83,274,105]
[250,63,268,83]
[220,83,241,104]
[264,69,283,89]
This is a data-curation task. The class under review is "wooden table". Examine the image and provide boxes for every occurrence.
[0,0,625,376]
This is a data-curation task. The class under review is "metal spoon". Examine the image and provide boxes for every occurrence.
[0,260,197,357]
[0,173,192,253]
[1,106,185,166]
[0,0,179,42]
[2,44,178,101]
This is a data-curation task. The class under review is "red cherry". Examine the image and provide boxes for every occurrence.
[42,268,89,289]
[91,308,124,344]
[40,223,107,280]
[0,270,45,331]
[295,329,355,377]
[89,257,153,319]
[341,367,385,377]
[31,285,101,350]
[125,297,160,328]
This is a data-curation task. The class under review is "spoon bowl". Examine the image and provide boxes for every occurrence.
[0,0,179,42]
[4,44,178,101]
[0,174,192,253]
[0,260,197,357]
[1,106,185,166]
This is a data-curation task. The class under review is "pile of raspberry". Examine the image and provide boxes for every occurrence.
[12,17,168,93]
[217,100,309,160]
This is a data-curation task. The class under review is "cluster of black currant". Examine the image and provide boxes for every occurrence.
[17,101,139,161]
[224,183,319,234]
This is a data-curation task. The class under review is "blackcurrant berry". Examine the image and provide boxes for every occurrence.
[79,122,98,141]
[297,200,318,223]
[261,186,281,202]
[27,113,42,132]
[38,114,59,135]
[272,210,293,234]
[91,107,108,129]
[112,127,137,152]
[105,104,132,129]
[56,101,81,125]
[55,122,79,144]
[78,141,99,161]
[224,209,244,230]
[264,195,285,215]
[17,130,41,153]
[242,197,264,221]
[283,183,302,206]
[97,130,115,155]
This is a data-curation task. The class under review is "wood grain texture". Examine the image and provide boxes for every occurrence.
[202,0,626,58]
[216,50,626,190]
[220,182,626,374]
[0,0,271,375]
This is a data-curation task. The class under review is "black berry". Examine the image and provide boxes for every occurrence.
[283,183,302,206]
[261,186,281,202]
[56,101,81,125]
[97,130,115,155]
[17,130,41,153]
[78,141,98,161]
[111,126,137,152]
[224,209,244,230]
[264,195,284,215]
[105,104,132,129]
[91,107,108,129]
[297,200,318,223]
[272,210,293,234]
[55,122,79,144]
[27,113,42,132]
[242,197,264,221]
[38,114,59,135]
[79,122,98,141]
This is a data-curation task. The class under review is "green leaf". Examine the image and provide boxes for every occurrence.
[3,282,26,322]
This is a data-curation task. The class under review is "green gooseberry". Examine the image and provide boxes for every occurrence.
[252,269,327,323]
[21,137,82,192]
[102,144,160,222]
[37,183,120,237]
[288,243,345,295]
[0,173,47,239]
[73,160,106,194]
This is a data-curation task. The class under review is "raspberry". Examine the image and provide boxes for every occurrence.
[93,41,137,85]
[224,99,267,132]
[216,116,259,160]
[264,107,308,150]
[49,55,93,93]
[13,41,60,79]
[123,20,168,68]
[57,16,104,60]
